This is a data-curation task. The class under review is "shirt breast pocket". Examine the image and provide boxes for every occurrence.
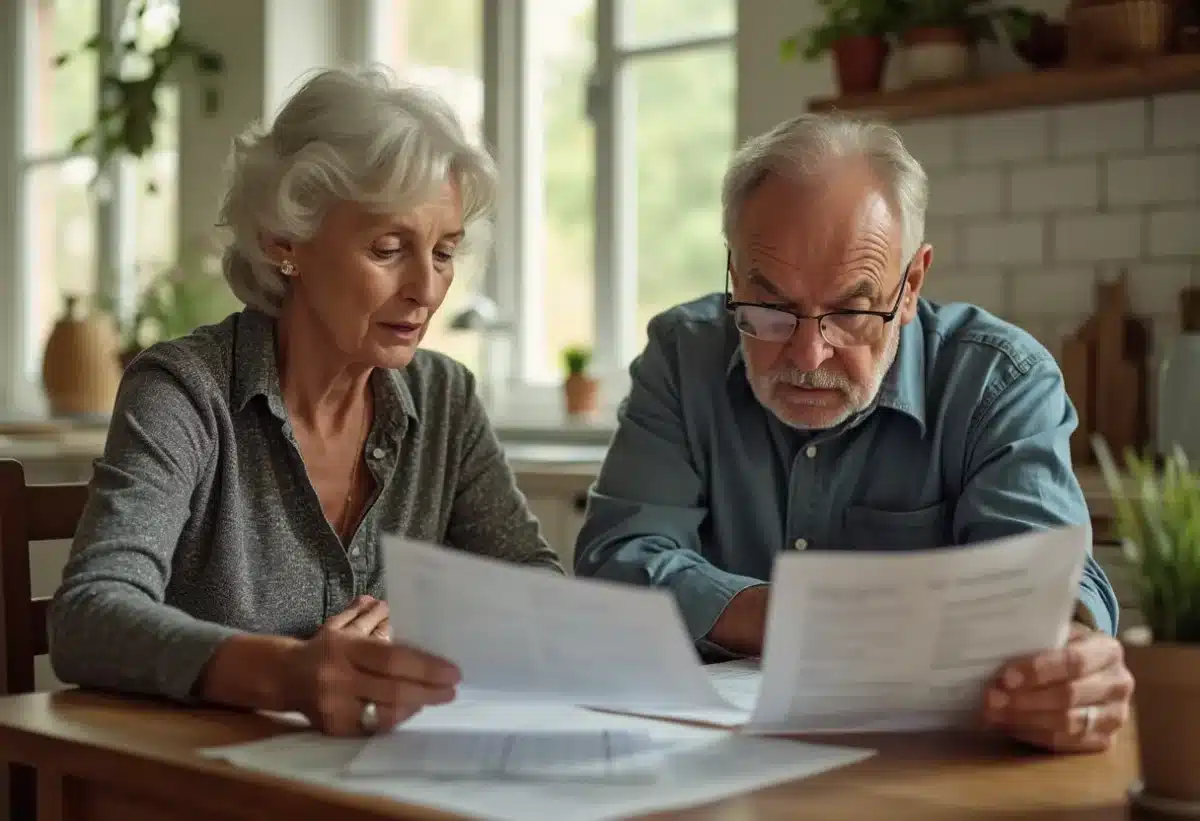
[843,500,953,550]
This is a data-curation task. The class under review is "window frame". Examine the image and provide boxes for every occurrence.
[481,0,735,392]
[1,0,149,404]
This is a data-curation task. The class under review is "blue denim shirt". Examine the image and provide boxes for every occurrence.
[574,294,1118,656]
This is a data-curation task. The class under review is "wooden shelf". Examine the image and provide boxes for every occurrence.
[807,52,1200,122]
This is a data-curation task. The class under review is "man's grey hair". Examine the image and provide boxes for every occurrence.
[217,65,497,315]
[721,114,928,266]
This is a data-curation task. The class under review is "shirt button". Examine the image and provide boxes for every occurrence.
[350,546,360,556]
[805,445,817,459]
[371,447,385,459]
[793,538,808,550]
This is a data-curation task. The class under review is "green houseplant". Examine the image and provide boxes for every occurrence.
[109,245,241,368]
[562,346,599,417]
[54,0,224,188]
[780,0,903,95]
[1094,436,1200,811]
[895,0,1034,86]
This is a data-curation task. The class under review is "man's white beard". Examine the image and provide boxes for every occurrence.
[746,322,902,432]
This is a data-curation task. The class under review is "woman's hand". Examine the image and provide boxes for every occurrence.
[325,595,391,640]
[285,600,461,736]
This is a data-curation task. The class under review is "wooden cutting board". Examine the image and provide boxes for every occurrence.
[1062,274,1151,462]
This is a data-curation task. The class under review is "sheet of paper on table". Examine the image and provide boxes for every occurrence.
[201,702,875,821]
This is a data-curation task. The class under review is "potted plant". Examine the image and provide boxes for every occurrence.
[562,346,599,417]
[106,246,241,368]
[54,0,224,189]
[1094,436,1200,814]
[896,0,1034,86]
[780,0,901,95]
[1010,10,1068,70]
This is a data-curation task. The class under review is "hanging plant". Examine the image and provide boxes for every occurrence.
[53,0,224,192]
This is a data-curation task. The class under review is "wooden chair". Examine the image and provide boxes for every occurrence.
[0,459,90,821]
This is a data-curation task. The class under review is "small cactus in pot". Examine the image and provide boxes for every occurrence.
[562,346,599,417]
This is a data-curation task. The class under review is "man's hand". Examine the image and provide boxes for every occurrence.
[325,595,391,641]
[706,585,769,656]
[983,623,1134,753]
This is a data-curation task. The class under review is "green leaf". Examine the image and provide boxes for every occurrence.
[1094,435,1200,643]
[54,4,225,164]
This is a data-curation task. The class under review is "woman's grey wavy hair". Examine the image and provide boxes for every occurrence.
[721,114,928,266]
[217,65,497,315]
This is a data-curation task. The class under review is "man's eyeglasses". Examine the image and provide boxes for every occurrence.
[723,250,911,348]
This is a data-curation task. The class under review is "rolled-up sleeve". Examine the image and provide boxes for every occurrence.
[447,374,563,572]
[956,356,1120,637]
[49,360,244,701]
[573,316,763,650]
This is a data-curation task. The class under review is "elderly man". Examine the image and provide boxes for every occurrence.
[574,114,1132,754]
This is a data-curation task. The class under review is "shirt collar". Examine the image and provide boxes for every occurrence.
[724,306,927,435]
[231,308,419,435]
[874,310,927,435]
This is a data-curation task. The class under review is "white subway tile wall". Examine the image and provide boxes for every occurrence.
[901,92,1200,380]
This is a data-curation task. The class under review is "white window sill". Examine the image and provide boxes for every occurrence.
[483,378,623,444]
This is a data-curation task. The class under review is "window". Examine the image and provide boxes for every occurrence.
[26,0,101,360]
[627,10,735,356]
[135,83,181,288]
[357,0,734,400]
[486,0,735,389]
[372,0,487,375]
[17,0,181,382]
[533,0,596,382]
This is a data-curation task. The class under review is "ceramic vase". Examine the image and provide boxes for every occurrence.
[41,295,123,418]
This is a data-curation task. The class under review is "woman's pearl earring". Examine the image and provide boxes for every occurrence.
[280,260,296,277]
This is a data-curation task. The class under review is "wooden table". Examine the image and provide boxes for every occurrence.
[0,690,1144,820]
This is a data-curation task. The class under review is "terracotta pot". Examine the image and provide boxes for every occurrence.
[564,373,599,417]
[41,295,123,418]
[831,35,889,95]
[901,26,972,87]
[1123,639,1200,805]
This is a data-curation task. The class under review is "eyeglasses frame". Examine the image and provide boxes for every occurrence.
[722,249,913,348]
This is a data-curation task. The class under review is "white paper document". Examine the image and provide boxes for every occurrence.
[383,535,730,711]
[743,525,1088,734]
[201,702,875,821]
[608,659,760,727]
[346,727,670,781]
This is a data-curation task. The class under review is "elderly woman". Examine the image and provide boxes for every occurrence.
[49,67,562,736]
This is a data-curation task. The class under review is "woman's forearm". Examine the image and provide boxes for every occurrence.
[50,583,249,702]
[197,633,301,711]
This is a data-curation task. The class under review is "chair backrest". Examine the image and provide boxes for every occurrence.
[0,458,89,821]
[0,458,89,697]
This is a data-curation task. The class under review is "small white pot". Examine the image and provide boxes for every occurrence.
[901,28,972,87]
